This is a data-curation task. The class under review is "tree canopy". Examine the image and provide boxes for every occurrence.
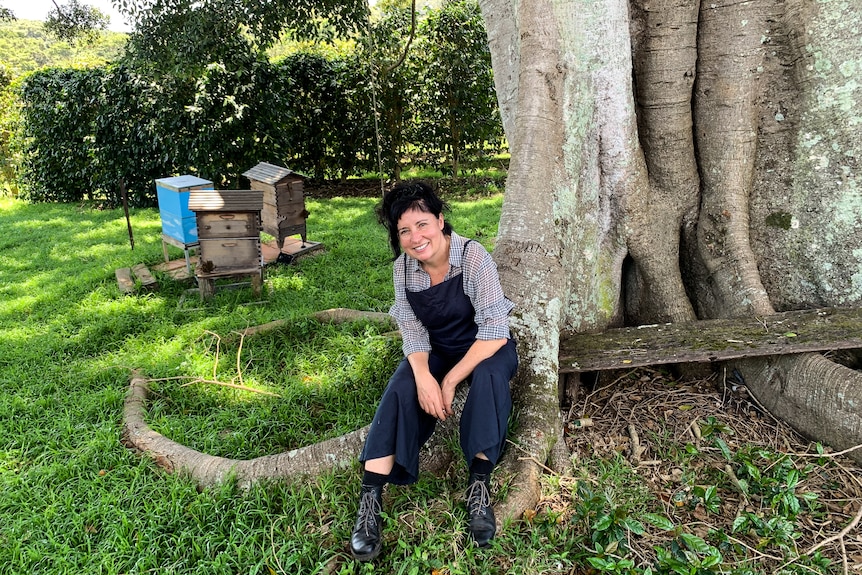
[118,0,369,73]
[44,0,110,44]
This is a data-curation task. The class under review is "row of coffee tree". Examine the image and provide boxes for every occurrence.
[7,0,504,206]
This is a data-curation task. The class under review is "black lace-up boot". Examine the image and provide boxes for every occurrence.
[350,483,384,561]
[465,472,496,546]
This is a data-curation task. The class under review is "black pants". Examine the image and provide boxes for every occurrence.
[359,339,517,485]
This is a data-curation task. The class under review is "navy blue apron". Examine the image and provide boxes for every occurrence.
[360,241,517,485]
[405,244,478,359]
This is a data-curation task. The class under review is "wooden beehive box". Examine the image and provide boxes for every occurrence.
[242,162,309,250]
[188,190,264,278]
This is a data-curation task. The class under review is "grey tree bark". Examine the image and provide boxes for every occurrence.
[480,0,862,526]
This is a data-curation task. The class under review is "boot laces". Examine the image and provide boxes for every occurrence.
[357,488,382,534]
[466,478,491,517]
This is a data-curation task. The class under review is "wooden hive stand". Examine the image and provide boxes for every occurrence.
[188,190,265,300]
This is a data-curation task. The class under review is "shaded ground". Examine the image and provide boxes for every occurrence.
[551,367,862,572]
[304,178,386,199]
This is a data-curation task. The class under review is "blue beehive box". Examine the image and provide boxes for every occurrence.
[155,175,213,244]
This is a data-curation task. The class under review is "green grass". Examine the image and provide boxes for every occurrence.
[1,192,577,574]
[145,320,401,458]
[0,192,848,575]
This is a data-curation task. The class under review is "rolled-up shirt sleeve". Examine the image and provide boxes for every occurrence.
[462,241,514,341]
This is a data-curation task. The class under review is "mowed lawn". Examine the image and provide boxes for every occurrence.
[1,194,580,575]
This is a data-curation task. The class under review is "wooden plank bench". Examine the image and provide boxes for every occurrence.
[557,306,862,402]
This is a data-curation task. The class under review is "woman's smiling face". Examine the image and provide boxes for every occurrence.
[397,207,447,265]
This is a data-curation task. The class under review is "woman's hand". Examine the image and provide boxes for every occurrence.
[439,338,508,417]
[440,378,458,418]
[415,371,447,420]
[406,352,449,420]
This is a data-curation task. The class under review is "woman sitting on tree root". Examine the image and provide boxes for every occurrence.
[349,181,518,561]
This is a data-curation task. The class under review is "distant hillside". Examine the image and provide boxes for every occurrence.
[0,19,127,76]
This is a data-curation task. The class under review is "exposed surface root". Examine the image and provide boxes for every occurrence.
[122,370,370,487]
[120,308,462,489]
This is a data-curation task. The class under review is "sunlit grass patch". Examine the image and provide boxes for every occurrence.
[0,192,519,574]
[145,319,401,458]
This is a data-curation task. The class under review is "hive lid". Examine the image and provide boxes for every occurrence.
[188,190,264,212]
[242,162,307,185]
[155,175,213,189]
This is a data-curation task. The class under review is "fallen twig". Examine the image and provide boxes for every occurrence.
[724,463,752,506]
[576,368,638,417]
[688,521,785,563]
[235,330,245,386]
[840,538,848,575]
[203,330,222,381]
[775,498,862,574]
[179,378,281,397]
[791,442,862,460]
[629,423,642,465]
[507,439,559,476]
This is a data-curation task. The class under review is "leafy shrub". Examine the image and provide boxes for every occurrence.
[11,0,506,204]
[19,67,104,203]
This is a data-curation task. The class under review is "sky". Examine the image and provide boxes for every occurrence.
[4,0,132,32]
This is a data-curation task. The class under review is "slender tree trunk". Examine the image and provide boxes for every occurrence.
[487,0,568,524]
[692,0,773,318]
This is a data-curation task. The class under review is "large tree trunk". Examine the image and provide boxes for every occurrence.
[481,0,862,525]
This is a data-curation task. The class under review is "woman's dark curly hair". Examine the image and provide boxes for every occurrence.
[376,181,452,258]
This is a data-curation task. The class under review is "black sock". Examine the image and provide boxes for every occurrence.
[362,470,389,487]
[470,457,494,477]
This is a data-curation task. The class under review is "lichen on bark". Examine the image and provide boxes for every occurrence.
[751,0,862,309]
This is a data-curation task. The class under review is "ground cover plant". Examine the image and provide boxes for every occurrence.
[0,181,859,574]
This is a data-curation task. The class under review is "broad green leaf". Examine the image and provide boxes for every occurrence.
[642,513,676,531]
[593,514,613,531]
[680,532,710,554]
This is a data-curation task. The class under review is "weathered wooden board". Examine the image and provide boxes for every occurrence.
[188,190,264,213]
[559,307,862,373]
[115,267,134,294]
[197,238,261,273]
[131,264,158,291]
